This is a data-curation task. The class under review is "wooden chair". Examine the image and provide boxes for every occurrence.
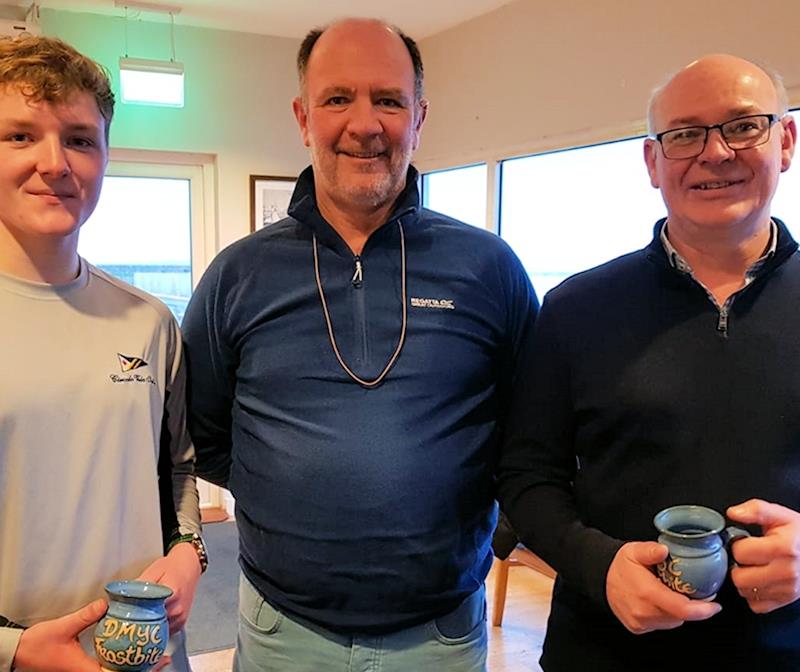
[491,546,556,627]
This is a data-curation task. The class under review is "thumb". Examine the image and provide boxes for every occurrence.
[627,541,669,566]
[55,599,107,638]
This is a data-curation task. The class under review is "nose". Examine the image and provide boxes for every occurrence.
[37,137,71,178]
[697,127,736,164]
[346,98,383,138]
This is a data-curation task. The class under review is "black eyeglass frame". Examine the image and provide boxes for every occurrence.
[651,113,781,159]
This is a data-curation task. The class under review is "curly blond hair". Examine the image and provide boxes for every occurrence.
[0,35,114,137]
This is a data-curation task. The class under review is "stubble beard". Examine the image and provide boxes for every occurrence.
[314,145,413,212]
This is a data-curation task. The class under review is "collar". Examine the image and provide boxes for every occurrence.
[659,219,779,276]
[0,256,88,299]
[286,165,421,251]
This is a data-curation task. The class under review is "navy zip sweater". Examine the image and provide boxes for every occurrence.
[499,218,800,670]
[184,166,538,633]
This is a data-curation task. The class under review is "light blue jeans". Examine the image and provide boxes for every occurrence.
[234,573,487,672]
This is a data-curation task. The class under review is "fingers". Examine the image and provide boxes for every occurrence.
[730,534,784,566]
[167,599,189,632]
[617,588,715,633]
[153,654,172,671]
[168,615,187,632]
[137,565,167,584]
[645,579,722,623]
[606,541,721,635]
[674,599,722,622]
[731,559,800,611]
[727,499,795,529]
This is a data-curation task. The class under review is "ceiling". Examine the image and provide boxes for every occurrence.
[26,0,514,39]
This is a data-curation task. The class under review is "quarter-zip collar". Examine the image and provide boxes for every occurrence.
[645,216,798,337]
[645,216,798,279]
[287,164,421,254]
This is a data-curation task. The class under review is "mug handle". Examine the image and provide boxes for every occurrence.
[721,526,751,565]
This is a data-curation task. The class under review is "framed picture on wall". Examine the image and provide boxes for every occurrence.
[249,175,296,232]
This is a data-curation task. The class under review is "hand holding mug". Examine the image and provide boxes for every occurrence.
[654,504,749,601]
[606,541,722,634]
[727,499,800,613]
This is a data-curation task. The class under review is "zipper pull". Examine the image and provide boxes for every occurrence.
[351,257,363,287]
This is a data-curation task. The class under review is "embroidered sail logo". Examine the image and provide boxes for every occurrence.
[117,353,149,372]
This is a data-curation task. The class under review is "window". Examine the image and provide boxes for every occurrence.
[78,154,213,324]
[80,176,192,321]
[421,163,488,229]
[769,107,800,236]
[500,138,665,298]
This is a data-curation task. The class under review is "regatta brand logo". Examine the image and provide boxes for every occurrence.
[410,297,455,310]
[117,353,148,372]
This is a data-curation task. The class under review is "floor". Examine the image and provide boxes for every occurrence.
[189,559,554,672]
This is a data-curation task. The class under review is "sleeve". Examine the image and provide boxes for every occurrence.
[182,260,237,489]
[505,248,540,391]
[158,317,202,551]
[496,294,625,609]
[0,627,22,672]
[492,242,541,437]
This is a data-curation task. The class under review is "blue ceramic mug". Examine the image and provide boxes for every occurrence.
[653,505,750,600]
[94,580,171,672]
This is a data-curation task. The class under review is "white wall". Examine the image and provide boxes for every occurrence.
[416,0,800,172]
[42,8,307,250]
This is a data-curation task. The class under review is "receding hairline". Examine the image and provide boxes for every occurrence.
[647,56,789,135]
[296,17,424,102]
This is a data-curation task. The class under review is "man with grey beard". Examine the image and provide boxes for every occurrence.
[183,17,538,672]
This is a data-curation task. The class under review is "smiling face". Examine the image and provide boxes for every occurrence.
[292,20,427,220]
[0,85,108,253]
[644,55,796,241]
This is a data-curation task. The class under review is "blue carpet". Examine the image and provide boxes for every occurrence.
[185,521,239,655]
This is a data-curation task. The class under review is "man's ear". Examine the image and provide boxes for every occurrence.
[412,99,429,151]
[292,96,310,148]
[643,138,661,188]
[779,114,797,173]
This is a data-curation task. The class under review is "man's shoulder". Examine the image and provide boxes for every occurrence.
[546,248,650,302]
[87,263,177,327]
[418,208,518,258]
[419,208,493,236]
[214,217,302,266]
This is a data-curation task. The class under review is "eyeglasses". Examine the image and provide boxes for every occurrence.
[652,114,781,159]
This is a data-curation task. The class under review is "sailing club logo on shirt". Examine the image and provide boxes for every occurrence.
[109,353,156,385]
[118,353,148,372]
[410,297,455,310]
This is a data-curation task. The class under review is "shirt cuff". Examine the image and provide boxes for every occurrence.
[0,627,23,672]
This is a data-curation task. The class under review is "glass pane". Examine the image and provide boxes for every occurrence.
[770,108,800,238]
[500,139,665,297]
[422,163,487,228]
[78,176,192,323]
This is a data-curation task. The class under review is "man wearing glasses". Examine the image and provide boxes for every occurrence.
[498,54,800,670]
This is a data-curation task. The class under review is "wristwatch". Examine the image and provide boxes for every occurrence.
[168,532,209,574]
